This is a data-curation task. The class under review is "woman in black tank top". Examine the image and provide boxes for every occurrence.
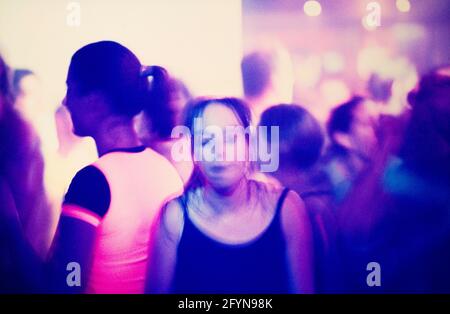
[172,184,291,293]
[145,98,314,294]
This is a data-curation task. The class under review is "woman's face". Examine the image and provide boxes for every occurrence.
[63,81,99,137]
[195,103,249,191]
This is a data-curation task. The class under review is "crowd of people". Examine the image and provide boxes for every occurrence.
[0,40,449,293]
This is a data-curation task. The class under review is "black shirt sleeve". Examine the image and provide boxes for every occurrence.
[63,165,111,218]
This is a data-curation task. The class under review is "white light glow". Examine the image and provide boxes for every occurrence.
[319,79,351,108]
[296,55,322,88]
[322,51,345,74]
[396,0,411,13]
[303,1,322,17]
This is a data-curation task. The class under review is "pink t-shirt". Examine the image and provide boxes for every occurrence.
[62,147,183,293]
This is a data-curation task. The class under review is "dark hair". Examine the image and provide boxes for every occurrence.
[67,41,147,117]
[402,68,450,174]
[407,67,450,112]
[327,96,364,141]
[367,73,393,103]
[12,69,34,99]
[241,52,273,98]
[183,97,252,190]
[141,66,191,139]
[172,78,191,102]
[260,104,324,169]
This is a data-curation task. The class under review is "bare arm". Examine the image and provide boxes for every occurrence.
[47,205,99,293]
[280,190,315,294]
[145,199,184,294]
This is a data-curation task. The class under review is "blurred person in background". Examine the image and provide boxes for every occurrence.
[136,66,193,184]
[11,68,59,156]
[259,104,341,292]
[322,96,379,202]
[146,98,314,294]
[241,46,294,123]
[13,68,74,252]
[337,67,450,292]
[0,54,50,292]
[12,69,40,118]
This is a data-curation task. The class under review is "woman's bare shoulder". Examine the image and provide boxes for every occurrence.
[279,190,310,241]
[249,179,288,210]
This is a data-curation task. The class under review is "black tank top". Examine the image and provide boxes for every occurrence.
[172,188,291,293]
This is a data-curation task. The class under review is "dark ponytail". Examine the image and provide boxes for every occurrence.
[141,65,176,140]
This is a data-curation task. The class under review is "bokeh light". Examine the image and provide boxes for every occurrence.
[396,0,411,13]
[303,1,322,17]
